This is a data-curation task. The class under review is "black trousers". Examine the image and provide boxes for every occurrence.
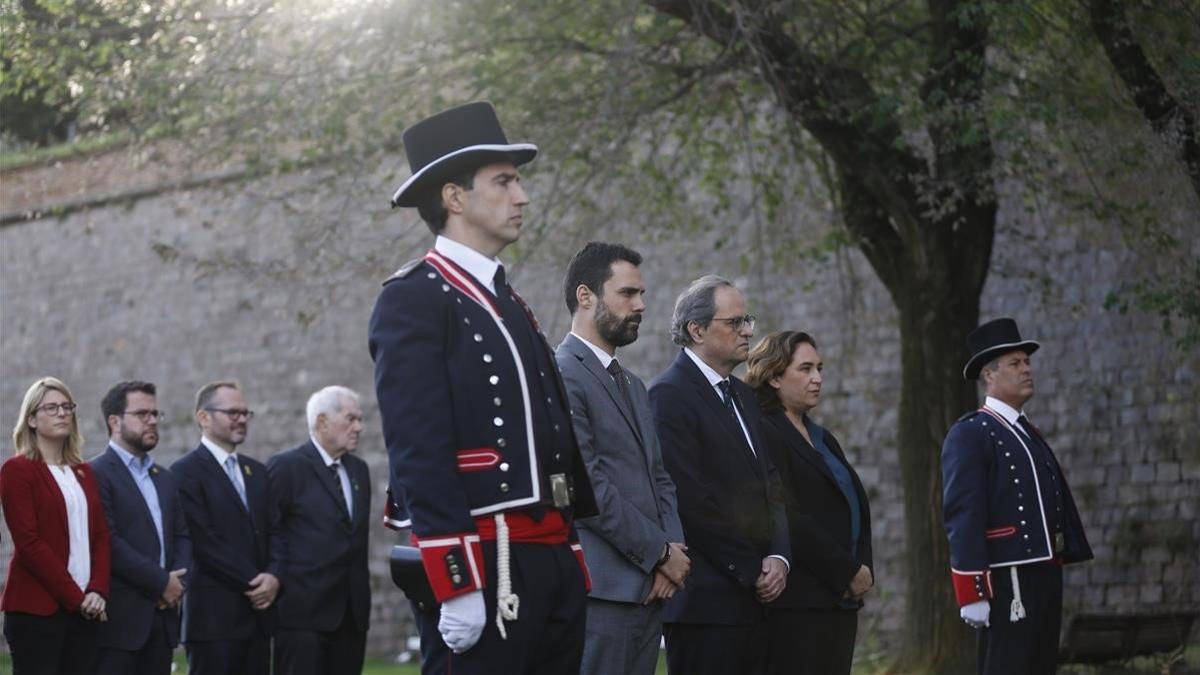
[3,610,98,675]
[765,606,858,675]
[663,621,768,675]
[186,634,271,675]
[274,604,366,675]
[977,563,1063,675]
[412,540,587,675]
[94,610,175,675]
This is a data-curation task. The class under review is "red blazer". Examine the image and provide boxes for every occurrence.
[1,454,111,615]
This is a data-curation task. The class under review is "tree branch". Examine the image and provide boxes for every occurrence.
[1088,0,1200,200]
[643,0,919,266]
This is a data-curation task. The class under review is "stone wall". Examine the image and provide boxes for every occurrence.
[1,146,1196,661]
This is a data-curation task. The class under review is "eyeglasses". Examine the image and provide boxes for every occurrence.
[123,409,164,423]
[711,314,757,332]
[35,402,77,416]
[205,408,255,421]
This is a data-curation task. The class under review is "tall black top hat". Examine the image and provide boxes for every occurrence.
[390,101,537,208]
[962,318,1040,380]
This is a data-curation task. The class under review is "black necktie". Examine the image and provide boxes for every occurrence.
[606,359,636,413]
[328,462,341,483]
[493,265,509,295]
[717,379,738,420]
[1016,414,1038,441]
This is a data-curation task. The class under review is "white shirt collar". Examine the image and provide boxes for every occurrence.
[684,347,726,388]
[984,396,1023,424]
[570,331,615,369]
[201,435,237,465]
[310,436,339,467]
[435,235,502,294]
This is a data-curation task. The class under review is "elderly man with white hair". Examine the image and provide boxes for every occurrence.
[267,385,373,675]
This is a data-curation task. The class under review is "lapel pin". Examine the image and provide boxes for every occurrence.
[243,464,252,477]
[151,466,159,475]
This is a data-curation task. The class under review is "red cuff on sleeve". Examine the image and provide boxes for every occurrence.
[571,543,592,593]
[951,568,993,606]
[417,534,486,602]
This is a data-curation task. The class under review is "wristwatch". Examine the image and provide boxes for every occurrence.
[655,542,671,568]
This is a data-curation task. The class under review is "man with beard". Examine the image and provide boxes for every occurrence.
[91,381,192,675]
[267,386,371,675]
[648,276,790,675]
[173,381,282,675]
[554,242,689,675]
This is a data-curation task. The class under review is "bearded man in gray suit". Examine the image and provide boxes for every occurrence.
[555,242,691,675]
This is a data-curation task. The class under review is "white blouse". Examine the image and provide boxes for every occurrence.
[47,465,91,591]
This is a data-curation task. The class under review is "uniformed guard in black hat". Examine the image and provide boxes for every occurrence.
[941,318,1093,675]
[369,101,597,674]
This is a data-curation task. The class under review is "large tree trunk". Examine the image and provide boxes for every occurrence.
[895,281,982,673]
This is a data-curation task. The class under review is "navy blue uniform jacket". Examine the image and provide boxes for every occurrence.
[172,444,282,641]
[648,350,790,624]
[368,249,596,601]
[91,445,192,650]
[942,408,1092,605]
[267,441,371,633]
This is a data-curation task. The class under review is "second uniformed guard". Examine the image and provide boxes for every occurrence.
[941,318,1093,675]
[369,101,597,674]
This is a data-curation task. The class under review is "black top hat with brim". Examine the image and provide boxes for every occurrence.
[390,101,538,208]
[962,317,1040,380]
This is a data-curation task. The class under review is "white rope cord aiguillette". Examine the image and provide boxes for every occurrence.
[494,513,520,639]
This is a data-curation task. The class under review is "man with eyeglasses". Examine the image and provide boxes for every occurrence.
[647,275,790,675]
[172,380,282,675]
[90,381,192,675]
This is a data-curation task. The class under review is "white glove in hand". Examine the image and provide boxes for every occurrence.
[960,600,990,628]
[438,590,486,653]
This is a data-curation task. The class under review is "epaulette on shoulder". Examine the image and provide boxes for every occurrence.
[383,258,426,285]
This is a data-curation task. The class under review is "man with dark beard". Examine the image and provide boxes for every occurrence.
[555,242,689,675]
[91,381,192,675]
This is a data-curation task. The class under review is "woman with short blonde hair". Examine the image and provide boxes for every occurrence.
[2,377,111,674]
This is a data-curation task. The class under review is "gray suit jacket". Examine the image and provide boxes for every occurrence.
[556,333,685,603]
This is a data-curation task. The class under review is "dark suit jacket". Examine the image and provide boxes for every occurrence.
[556,333,684,604]
[0,456,111,615]
[172,444,281,642]
[91,445,192,649]
[648,350,790,625]
[267,441,371,633]
[759,412,873,610]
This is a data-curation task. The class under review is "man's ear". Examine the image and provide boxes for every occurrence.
[688,321,705,344]
[442,182,466,215]
[575,284,593,311]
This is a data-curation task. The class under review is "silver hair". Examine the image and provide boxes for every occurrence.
[670,274,734,346]
[306,385,360,432]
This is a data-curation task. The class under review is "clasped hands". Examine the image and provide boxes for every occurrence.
[642,542,691,605]
[155,568,189,610]
[79,591,107,622]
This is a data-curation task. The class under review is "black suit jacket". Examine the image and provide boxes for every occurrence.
[759,412,873,610]
[90,445,192,649]
[648,350,790,625]
[172,444,282,642]
[267,441,371,633]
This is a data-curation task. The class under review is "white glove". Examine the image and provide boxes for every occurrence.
[960,600,990,628]
[438,590,486,653]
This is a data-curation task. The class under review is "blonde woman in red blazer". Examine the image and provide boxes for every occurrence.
[1,377,111,674]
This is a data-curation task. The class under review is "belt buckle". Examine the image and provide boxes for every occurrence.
[1054,532,1065,553]
[549,473,571,509]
